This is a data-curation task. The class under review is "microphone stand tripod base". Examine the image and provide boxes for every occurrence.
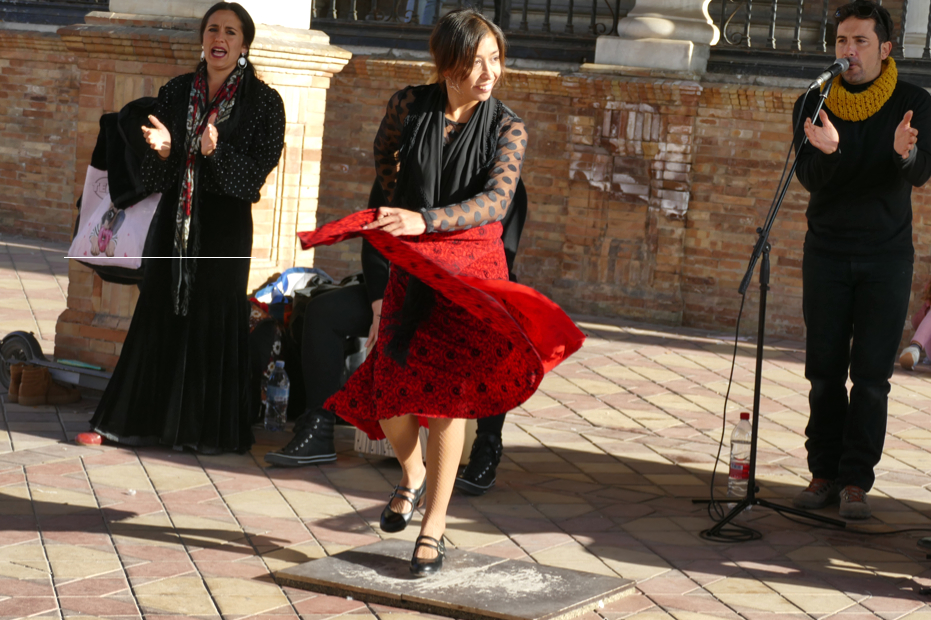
[698,492,846,543]
[698,166,845,542]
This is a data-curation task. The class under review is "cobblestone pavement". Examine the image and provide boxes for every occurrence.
[4,235,931,619]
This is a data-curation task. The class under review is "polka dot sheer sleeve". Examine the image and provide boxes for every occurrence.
[202,87,286,203]
[373,87,416,206]
[424,114,526,233]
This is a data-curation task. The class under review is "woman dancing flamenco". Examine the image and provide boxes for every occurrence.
[299,8,584,576]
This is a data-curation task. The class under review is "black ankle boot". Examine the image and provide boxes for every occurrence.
[265,410,336,467]
[455,432,503,496]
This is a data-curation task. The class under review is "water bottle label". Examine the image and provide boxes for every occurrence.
[267,386,289,400]
[729,461,749,480]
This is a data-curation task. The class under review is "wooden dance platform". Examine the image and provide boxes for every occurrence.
[275,539,635,620]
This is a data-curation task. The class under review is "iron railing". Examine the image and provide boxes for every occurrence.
[313,0,621,33]
[310,0,628,61]
[0,0,108,26]
[712,0,931,58]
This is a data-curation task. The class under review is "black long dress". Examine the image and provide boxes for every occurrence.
[90,70,286,454]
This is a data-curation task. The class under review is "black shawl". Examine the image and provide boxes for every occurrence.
[393,83,502,213]
[387,83,507,364]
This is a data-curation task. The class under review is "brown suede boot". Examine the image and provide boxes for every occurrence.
[8,363,25,404]
[47,379,80,406]
[18,365,49,406]
[18,366,81,406]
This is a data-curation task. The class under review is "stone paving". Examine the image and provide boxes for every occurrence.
[4,235,931,619]
[0,234,70,356]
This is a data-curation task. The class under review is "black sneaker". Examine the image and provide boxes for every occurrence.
[265,410,336,467]
[455,432,503,496]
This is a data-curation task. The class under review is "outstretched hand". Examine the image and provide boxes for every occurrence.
[363,206,427,237]
[142,115,171,160]
[895,110,918,159]
[804,109,839,155]
[201,112,218,156]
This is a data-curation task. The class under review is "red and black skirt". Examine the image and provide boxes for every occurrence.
[298,210,585,440]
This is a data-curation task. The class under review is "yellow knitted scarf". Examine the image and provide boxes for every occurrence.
[825,57,897,122]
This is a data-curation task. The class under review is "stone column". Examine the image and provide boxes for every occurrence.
[53,2,350,370]
[901,0,931,58]
[592,0,719,74]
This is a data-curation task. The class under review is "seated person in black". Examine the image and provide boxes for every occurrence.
[265,179,528,496]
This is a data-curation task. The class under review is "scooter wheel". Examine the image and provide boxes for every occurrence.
[1,332,44,389]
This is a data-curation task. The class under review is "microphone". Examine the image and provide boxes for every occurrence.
[808,58,850,90]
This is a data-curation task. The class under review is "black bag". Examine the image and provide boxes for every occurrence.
[289,272,364,347]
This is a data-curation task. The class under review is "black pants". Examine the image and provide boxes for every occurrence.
[302,284,372,411]
[300,285,506,436]
[802,252,912,491]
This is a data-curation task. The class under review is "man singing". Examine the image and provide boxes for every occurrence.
[792,0,931,519]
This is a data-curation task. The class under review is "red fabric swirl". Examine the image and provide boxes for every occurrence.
[298,209,585,439]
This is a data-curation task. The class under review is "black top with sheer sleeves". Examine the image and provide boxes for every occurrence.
[373,85,527,233]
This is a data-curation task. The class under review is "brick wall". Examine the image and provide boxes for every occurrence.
[0,31,80,241]
[314,57,931,340]
[688,84,810,337]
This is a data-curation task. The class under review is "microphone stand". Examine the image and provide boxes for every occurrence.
[696,79,847,541]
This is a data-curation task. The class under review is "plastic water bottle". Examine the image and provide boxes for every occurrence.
[727,412,752,501]
[264,361,289,432]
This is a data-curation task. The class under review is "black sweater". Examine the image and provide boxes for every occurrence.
[793,77,931,260]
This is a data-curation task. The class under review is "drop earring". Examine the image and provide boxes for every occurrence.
[238,53,247,68]
[446,78,461,95]
[200,49,205,62]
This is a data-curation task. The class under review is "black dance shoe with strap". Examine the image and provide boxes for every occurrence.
[379,479,426,533]
[410,534,446,577]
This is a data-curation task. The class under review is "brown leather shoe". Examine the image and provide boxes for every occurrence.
[8,363,25,403]
[18,365,49,406]
[839,485,872,520]
[792,477,840,509]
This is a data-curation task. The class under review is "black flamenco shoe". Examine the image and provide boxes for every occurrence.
[410,534,446,577]
[379,479,426,533]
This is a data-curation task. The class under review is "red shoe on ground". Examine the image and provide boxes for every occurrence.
[75,432,103,446]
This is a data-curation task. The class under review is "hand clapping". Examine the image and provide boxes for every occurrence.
[201,112,218,157]
[142,115,171,160]
[895,110,918,159]
[363,207,427,237]
[804,109,839,155]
